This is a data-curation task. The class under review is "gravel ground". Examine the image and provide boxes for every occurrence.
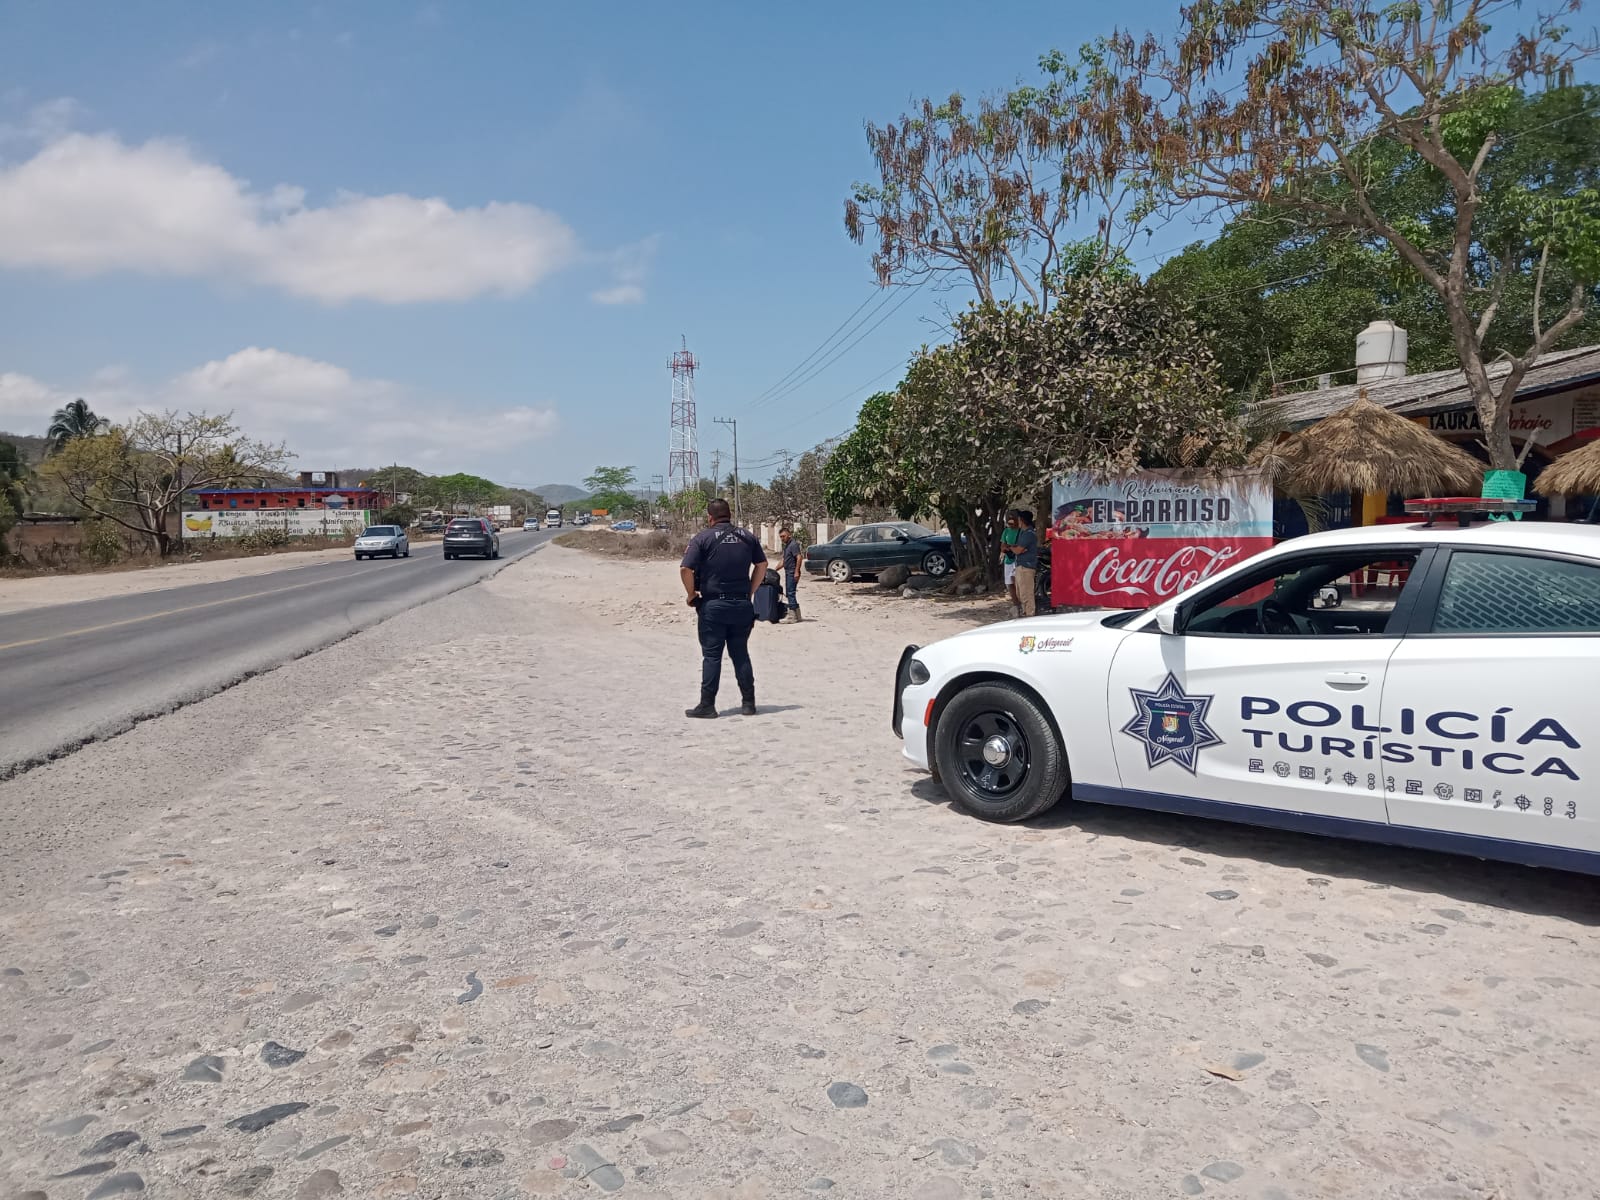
[3,544,1599,1200]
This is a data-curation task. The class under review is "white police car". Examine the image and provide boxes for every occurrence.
[894,501,1600,874]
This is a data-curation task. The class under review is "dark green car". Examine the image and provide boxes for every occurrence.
[803,521,954,583]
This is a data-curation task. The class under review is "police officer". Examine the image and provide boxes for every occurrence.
[679,498,767,718]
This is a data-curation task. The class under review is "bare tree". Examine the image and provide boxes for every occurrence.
[1051,0,1599,472]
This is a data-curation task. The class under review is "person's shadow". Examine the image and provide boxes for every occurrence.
[908,777,1600,926]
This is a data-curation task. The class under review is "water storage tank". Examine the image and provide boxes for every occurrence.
[1356,320,1408,385]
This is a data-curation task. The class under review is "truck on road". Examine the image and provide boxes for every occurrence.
[545,509,564,529]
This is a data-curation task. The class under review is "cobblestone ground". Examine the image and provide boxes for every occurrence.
[3,546,1599,1199]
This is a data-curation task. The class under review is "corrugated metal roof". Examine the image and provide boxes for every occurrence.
[1276,344,1600,425]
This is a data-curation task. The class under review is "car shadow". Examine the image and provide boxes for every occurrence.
[905,778,1600,925]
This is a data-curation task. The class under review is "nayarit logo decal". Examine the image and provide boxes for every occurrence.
[1122,673,1224,774]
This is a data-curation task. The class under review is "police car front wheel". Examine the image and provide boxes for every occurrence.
[934,683,1067,824]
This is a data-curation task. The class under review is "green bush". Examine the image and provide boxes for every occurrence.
[379,502,417,528]
[80,519,124,566]
[238,526,292,552]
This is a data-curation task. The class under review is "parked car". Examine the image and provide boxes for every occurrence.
[522,517,540,531]
[443,516,500,560]
[354,525,409,560]
[612,520,638,532]
[893,500,1600,875]
[804,522,954,583]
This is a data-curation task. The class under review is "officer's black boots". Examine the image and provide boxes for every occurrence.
[685,700,718,718]
[740,697,758,716]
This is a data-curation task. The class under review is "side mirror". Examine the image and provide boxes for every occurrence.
[1156,609,1177,635]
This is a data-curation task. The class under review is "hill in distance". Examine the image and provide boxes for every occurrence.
[535,484,586,504]
[0,432,51,464]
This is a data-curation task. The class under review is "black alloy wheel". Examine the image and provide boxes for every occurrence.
[934,683,1068,823]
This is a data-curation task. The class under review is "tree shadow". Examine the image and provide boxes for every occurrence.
[906,778,1600,925]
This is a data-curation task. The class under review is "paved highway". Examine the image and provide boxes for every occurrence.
[0,527,558,777]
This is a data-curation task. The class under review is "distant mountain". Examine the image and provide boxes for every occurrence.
[535,483,586,504]
[0,432,50,464]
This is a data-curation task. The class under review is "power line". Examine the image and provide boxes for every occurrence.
[748,281,925,414]
[750,288,884,405]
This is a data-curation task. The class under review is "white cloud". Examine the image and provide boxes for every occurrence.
[0,349,560,475]
[591,284,645,306]
[589,234,659,306]
[0,132,580,304]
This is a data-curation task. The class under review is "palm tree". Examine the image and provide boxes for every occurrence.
[47,398,109,454]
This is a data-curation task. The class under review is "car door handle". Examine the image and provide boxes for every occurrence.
[1325,671,1369,689]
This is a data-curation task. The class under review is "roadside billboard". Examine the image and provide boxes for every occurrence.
[1049,469,1273,608]
[181,510,372,539]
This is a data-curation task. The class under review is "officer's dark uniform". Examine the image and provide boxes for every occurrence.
[680,520,767,711]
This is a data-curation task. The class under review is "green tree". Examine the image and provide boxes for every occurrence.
[42,411,290,555]
[430,472,498,507]
[1154,85,1600,403]
[582,465,638,514]
[46,398,109,455]
[1046,3,1598,472]
[833,279,1242,581]
[378,502,418,528]
[0,438,29,546]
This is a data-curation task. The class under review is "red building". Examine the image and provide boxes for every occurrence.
[190,472,391,512]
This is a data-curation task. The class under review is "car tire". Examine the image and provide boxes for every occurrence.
[355,554,364,560]
[402,548,410,558]
[934,682,1067,824]
[445,552,455,560]
[827,559,851,584]
[922,550,952,577]
[491,548,500,559]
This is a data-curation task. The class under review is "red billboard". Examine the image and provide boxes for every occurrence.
[1049,470,1274,609]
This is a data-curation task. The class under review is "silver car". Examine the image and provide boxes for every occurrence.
[354,524,410,560]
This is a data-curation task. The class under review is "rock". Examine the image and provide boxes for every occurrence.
[1011,999,1049,1016]
[940,1063,974,1075]
[596,1114,643,1133]
[262,1041,307,1068]
[183,1054,225,1082]
[297,1169,343,1198]
[926,1044,959,1060]
[878,565,911,588]
[807,1180,836,1192]
[826,1082,868,1109]
[1207,890,1240,901]
[1270,1102,1322,1131]
[526,1118,579,1147]
[795,1044,827,1059]
[717,920,763,937]
[223,1166,275,1195]
[45,1114,99,1136]
[359,1044,414,1067]
[1355,1043,1390,1072]
[87,1174,146,1197]
[317,1030,355,1051]
[51,1162,116,1177]
[161,1125,207,1139]
[568,1144,624,1192]
[1201,1161,1245,1183]
[456,972,483,1004]
[1180,1176,1205,1196]
[298,1135,353,1159]
[84,1130,141,1155]
[640,1129,691,1155]
[1231,1052,1267,1071]
[930,1137,982,1167]
[442,1148,505,1169]
[226,1103,311,1133]
[1305,953,1337,968]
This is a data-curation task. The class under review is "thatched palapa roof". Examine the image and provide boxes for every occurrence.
[1253,393,1484,498]
[1534,439,1600,497]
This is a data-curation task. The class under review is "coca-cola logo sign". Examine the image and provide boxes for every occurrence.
[1080,543,1244,600]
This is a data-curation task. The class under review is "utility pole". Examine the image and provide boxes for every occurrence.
[652,474,665,523]
[714,417,740,527]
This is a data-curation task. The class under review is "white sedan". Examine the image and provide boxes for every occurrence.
[895,509,1600,874]
[353,524,410,560]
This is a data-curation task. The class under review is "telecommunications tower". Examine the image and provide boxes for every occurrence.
[668,336,699,495]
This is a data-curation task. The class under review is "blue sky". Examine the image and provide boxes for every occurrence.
[1,0,1257,487]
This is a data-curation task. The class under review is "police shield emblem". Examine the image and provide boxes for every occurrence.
[1121,674,1223,774]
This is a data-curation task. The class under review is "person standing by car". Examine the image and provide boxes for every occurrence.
[779,526,803,623]
[1012,510,1040,618]
[1001,510,1023,618]
[680,498,767,718]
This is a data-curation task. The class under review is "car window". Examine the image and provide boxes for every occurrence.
[1183,549,1421,637]
[878,526,908,542]
[841,527,873,544]
[1431,551,1600,634]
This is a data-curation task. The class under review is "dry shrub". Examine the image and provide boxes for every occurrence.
[554,529,689,561]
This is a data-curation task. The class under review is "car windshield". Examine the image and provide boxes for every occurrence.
[447,520,482,531]
[895,523,937,539]
[361,526,397,536]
